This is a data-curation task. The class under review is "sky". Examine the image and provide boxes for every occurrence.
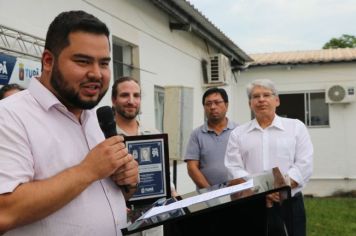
[188,0,356,54]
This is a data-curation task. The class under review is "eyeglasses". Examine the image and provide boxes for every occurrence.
[204,100,225,107]
[250,93,275,100]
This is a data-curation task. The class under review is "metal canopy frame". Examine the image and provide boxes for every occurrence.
[0,24,44,60]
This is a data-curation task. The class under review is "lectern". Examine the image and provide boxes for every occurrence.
[122,168,293,236]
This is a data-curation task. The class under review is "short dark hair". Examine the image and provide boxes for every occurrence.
[0,83,24,100]
[111,76,140,99]
[202,87,229,105]
[45,10,110,57]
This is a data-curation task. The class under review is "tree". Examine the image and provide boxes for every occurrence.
[322,34,356,49]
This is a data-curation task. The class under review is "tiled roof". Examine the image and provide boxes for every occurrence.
[249,48,356,67]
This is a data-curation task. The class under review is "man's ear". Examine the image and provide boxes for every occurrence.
[111,95,116,104]
[275,96,280,107]
[41,49,54,72]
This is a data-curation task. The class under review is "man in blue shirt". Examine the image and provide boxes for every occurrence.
[184,87,237,188]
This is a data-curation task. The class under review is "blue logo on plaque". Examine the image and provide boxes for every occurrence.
[0,53,17,85]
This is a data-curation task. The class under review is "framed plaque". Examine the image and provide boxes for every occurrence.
[125,133,171,205]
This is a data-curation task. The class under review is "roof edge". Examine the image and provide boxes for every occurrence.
[149,0,252,66]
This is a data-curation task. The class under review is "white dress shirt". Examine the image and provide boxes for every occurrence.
[224,115,313,196]
[0,78,126,235]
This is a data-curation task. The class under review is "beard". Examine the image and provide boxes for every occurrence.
[114,104,140,120]
[50,62,107,110]
[206,111,226,124]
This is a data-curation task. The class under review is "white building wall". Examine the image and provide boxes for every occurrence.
[1,0,241,194]
[235,63,356,196]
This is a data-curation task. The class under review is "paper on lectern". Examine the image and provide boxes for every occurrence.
[143,179,254,219]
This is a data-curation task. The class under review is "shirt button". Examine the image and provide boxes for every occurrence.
[116,219,120,226]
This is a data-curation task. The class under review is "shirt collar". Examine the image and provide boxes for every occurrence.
[28,77,91,123]
[247,115,285,132]
[272,115,285,130]
[28,77,63,111]
[202,118,235,133]
[116,120,141,136]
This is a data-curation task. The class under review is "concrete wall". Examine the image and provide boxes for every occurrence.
[236,62,356,196]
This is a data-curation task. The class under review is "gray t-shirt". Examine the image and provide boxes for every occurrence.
[184,119,238,186]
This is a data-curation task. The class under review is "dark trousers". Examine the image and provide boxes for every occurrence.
[267,192,306,236]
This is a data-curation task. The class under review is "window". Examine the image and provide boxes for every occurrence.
[112,37,133,80]
[154,86,165,132]
[277,92,329,127]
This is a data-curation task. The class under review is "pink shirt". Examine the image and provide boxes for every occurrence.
[0,78,126,236]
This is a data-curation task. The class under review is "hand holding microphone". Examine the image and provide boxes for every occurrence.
[96,106,139,192]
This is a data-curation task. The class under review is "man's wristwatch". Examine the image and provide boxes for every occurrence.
[128,183,139,189]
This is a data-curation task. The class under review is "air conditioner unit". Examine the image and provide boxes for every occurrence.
[207,54,231,84]
[325,84,356,103]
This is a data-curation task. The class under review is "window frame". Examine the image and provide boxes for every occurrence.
[277,90,330,128]
[112,36,134,80]
[154,86,165,132]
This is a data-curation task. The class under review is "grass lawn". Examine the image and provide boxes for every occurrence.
[305,197,356,236]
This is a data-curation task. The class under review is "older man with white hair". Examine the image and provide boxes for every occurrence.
[224,79,313,236]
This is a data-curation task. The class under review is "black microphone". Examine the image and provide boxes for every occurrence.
[96,106,117,138]
[96,106,129,193]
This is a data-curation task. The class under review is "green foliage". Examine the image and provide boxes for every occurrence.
[323,34,356,49]
[305,197,356,236]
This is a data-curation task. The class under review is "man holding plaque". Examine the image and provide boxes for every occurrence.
[0,11,139,236]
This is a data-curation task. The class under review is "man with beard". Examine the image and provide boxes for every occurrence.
[111,77,155,136]
[184,87,237,189]
[111,77,177,236]
[224,79,313,236]
[0,11,139,236]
